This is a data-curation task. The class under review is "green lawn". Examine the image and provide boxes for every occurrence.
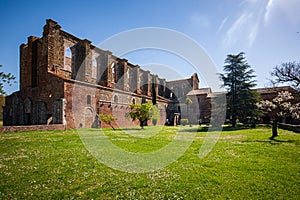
[0,126,299,199]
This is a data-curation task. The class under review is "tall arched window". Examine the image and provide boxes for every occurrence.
[92,58,97,78]
[132,98,136,104]
[111,63,116,83]
[87,95,91,105]
[64,47,72,71]
[114,95,119,103]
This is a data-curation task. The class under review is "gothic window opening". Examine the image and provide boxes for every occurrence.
[87,95,91,105]
[111,63,116,83]
[64,46,72,71]
[114,95,119,104]
[132,98,136,104]
[92,58,97,78]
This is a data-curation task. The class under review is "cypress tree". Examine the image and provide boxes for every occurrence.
[219,52,259,127]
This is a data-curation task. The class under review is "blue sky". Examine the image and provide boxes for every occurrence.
[0,0,299,94]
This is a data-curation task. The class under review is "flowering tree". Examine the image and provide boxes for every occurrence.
[257,91,300,138]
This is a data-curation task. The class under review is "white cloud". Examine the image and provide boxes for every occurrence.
[225,13,249,46]
[264,0,275,24]
[223,12,259,50]
[222,0,268,50]
[264,0,300,25]
[217,17,228,33]
[248,21,259,47]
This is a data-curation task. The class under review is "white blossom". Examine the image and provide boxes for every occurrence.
[257,91,300,119]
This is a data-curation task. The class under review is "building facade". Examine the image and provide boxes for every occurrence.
[4,20,169,128]
[3,19,204,128]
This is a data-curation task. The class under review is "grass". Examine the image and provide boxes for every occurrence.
[0,126,299,199]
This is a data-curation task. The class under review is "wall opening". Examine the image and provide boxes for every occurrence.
[87,95,91,105]
[92,58,97,78]
[114,95,119,104]
[132,98,136,104]
[64,47,72,71]
[111,63,116,83]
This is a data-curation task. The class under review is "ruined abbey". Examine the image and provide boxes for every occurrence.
[3,19,202,128]
[4,19,297,130]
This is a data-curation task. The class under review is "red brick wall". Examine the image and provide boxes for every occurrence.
[0,124,65,133]
[64,80,167,129]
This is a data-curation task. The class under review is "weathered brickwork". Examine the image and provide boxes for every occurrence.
[3,19,173,129]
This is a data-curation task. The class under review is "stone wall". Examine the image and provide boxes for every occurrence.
[278,123,300,133]
[64,80,167,129]
[4,19,186,129]
[166,73,198,99]
[0,124,65,133]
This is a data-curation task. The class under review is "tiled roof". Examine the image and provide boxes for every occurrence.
[255,86,295,94]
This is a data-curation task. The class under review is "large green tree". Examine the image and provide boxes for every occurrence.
[219,52,259,127]
[127,103,152,129]
[0,65,16,96]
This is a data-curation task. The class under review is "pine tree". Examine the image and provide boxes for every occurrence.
[219,52,259,127]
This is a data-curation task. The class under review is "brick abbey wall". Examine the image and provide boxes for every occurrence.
[4,19,170,129]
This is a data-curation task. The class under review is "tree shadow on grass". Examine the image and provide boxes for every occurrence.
[197,126,252,132]
[241,138,299,145]
[177,125,253,133]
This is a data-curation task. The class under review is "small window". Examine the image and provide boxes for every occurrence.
[114,95,119,103]
[87,95,91,105]
[132,98,136,104]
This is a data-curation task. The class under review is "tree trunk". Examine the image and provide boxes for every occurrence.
[231,116,236,128]
[271,119,278,139]
[109,123,115,130]
[140,120,144,129]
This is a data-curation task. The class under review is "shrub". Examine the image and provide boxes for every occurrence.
[181,118,188,126]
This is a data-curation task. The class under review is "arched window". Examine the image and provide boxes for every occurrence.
[87,95,91,105]
[114,95,119,103]
[64,47,72,71]
[132,98,136,104]
[92,58,97,78]
[111,63,116,83]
